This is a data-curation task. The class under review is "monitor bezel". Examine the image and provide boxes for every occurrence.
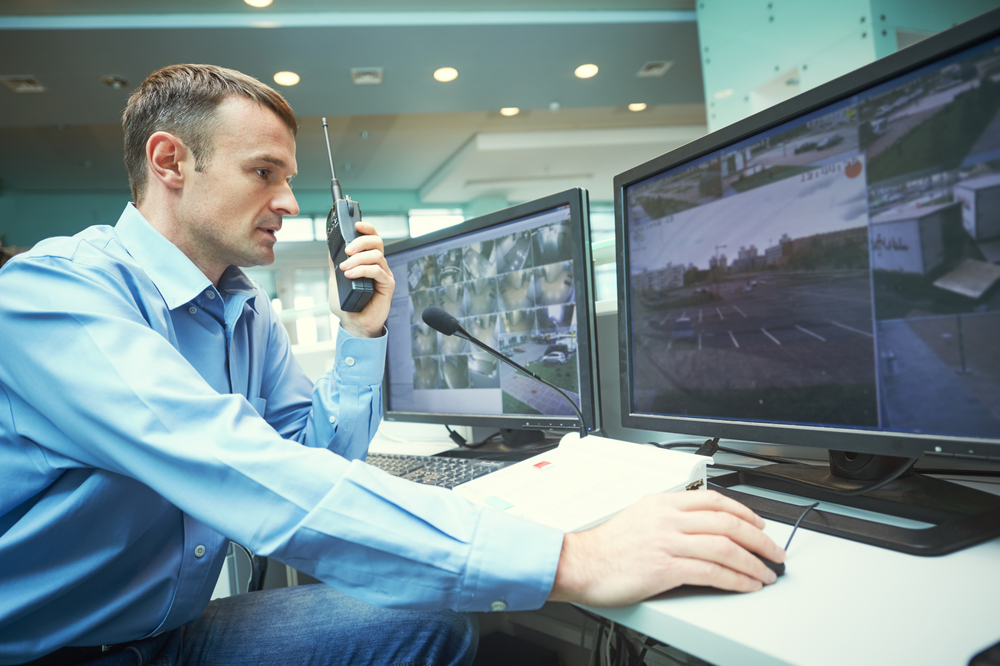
[614,9,1000,461]
[382,187,601,435]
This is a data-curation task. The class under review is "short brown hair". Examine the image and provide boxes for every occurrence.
[123,64,297,203]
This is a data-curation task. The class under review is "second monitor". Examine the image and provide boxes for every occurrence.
[382,188,601,443]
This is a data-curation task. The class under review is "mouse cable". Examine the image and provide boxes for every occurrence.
[784,502,821,551]
[704,482,822,551]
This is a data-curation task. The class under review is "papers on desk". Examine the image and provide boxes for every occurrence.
[453,433,712,533]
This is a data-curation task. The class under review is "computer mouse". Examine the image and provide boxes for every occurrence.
[756,553,785,577]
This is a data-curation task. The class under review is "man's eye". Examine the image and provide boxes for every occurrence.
[256,168,269,179]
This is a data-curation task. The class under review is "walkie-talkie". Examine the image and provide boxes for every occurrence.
[322,118,374,312]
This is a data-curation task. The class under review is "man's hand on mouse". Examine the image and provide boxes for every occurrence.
[547,490,785,607]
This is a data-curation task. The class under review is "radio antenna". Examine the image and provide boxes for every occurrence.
[321,117,343,201]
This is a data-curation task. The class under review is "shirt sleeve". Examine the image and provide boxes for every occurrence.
[252,303,385,462]
[0,251,563,613]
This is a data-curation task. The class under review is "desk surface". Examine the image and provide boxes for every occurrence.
[589,517,1000,666]
[370,425,1000,666]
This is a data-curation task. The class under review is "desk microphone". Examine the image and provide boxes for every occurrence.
[421,306,588,439]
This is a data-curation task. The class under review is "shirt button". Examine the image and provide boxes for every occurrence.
[194,545,206,558]
[205,290,216,299]
[490,600,507,612]
[188,306,198,315]
[328,416,336,424]
[345,357,356,367]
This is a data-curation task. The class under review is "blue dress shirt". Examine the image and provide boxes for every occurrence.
[0,204,563,664]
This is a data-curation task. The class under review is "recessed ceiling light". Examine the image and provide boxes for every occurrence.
[500,107,520,117]
[0,75,47,93]
[245,0,273,7]
[636,61,673,78]
[434,67,458,83]
[102,75,129,90]
[351,68,384,86]
[714,89,735,99]
[628,102,647,112]
[273,71,300,86]
[575,64,599,79]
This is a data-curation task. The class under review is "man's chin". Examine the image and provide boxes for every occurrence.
[236,248,276,268]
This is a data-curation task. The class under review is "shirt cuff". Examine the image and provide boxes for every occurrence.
[335,325,387,385]
[460,507,564,612]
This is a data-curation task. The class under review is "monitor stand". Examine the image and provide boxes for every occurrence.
[499,427,547,448]
[712,450,1000,556]
[439,427,558,461]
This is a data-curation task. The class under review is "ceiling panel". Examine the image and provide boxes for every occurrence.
[0,4,707,203]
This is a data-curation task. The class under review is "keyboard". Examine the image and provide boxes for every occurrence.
[366,452,512,489]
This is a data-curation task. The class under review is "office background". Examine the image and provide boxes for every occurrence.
[4,3,1000,664]
[3,0,998,244]
[4,0,997,348]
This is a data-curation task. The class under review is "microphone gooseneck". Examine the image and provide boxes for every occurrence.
[421,306,587,438]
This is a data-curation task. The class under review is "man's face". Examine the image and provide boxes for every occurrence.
[175,96,298,277]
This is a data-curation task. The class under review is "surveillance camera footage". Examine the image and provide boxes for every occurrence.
[626,36,1000,440]
[387,206,584,419]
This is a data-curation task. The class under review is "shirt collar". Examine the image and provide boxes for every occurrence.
[219,265,261,314]
[114,203,260,312]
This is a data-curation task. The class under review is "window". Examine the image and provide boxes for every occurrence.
[408,209,464,238]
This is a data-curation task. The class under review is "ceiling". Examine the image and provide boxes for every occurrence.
[0,1,707,206]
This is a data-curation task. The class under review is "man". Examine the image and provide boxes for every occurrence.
[0,64,783,666]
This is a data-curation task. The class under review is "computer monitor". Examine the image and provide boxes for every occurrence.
[614,9,1000,554]
[383,188,600,446]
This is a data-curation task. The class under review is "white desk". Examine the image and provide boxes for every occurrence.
[587,518,1000,666]
[369,426,1000,665]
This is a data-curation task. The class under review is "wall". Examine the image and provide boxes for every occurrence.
[697,0,1000,133]
[0,186,511,249]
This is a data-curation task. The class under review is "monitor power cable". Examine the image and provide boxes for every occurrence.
[443,425,501,449]
[710,457,918,498]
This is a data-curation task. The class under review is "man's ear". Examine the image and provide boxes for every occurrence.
[146,132,189,191]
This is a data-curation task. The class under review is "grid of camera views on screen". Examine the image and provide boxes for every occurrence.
[626,36,1000,439]
[390,206,582,418]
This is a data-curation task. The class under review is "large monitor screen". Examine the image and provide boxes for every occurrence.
[383,189,600,434]
[616,13,1000,460]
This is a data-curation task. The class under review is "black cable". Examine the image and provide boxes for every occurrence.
[443,425,499,449]
[636,637,658,665]
[711,457,919,498]
[784,502,820,550]
[444,424,467,446]
[694,437,720,458]
[650,440,804,466]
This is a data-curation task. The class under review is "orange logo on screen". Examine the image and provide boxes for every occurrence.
[845,159,863,179]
